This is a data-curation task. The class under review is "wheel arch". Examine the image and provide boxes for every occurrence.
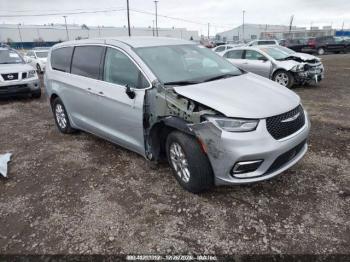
[148,116,195,161]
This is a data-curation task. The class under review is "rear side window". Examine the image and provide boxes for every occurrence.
[51,47,74,72]
[224,50,243,59]
[103,47,149,89]
[71,46,104,79]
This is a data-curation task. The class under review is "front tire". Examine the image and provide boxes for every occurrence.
[32,89,41,99]
[166,131,214,193]
[52,97,76,134]
[273,70,295,88]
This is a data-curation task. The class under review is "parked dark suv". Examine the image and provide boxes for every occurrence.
[302,36,348,55]
[279,38,308,52]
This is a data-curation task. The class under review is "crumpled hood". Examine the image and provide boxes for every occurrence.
[0,63,35,74]
[294,52,320,62]
[173,73,300,119]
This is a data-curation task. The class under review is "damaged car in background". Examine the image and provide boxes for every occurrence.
[221,45,324,88]
[45,37,310,193]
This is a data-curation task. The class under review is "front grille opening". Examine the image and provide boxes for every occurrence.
[1,73,19,81]
[265,140,306,175]
[266,105,305,140]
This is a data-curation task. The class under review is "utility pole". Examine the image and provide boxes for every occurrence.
[17,24,23,49]
[63,16,69,40]
[126,0,131,36]
[289,15,294,39]
[154,0,159,37]
[152,20,155,36]
[98,26,101,37]
[207,23,210,40]
[242,10,245,43]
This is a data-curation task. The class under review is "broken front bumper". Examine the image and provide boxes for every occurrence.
[295,65,324,84]
[191,112,310,185]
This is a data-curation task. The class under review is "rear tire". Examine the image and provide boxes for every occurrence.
[273,70,295,88]
[166,131,214,193]
[317,47,325,55]
[52,97,76,134]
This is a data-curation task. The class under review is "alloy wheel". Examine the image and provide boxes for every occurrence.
[55,104,67,129]
[275,72,289,87]
[169,142,190,183]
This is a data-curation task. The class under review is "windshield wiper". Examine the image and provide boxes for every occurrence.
[163,80,200,86]
[201,73,239,83]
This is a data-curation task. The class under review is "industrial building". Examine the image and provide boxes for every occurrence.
[216,23,340,42]
[0,23,199,48]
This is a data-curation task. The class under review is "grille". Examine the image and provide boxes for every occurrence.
[265,140,306,174]
[266,105,305,140]
[1,73,18,81]
[22,72,27,79]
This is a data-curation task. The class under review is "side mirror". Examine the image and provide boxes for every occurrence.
[125,84,136,99]
[259,57,268,62]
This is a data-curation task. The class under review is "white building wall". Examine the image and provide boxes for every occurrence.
[0,24,199,43]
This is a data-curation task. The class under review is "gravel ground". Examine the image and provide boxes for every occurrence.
[0,54,349,255]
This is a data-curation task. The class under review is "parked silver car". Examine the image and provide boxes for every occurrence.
[221,45,324,88]
[45,37,310,193]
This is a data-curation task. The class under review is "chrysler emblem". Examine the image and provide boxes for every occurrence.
[7,74,14,80]
[281,112,300,123]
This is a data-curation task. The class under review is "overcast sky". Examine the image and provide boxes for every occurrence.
[1,0,349,34]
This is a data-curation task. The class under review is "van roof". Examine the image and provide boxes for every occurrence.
[54,37,194,49]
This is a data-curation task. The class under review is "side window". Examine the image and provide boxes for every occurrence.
[224,50,243,59]
[51,47,74,72]
[103,47,149,89]
[71,46,104,79]
[244,50,266,60]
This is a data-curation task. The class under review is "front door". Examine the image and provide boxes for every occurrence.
[91,47,150,156]
[241,50,272,78]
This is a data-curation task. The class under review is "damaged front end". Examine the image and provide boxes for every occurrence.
[284,56,325,85]
[143,81,219,162]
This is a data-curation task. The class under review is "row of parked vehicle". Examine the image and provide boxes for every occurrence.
[214,36,350,56]
[0,37,314,193]
[213,42,324,88]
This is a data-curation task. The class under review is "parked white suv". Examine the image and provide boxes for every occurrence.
[0,47,41,98]
[45,37,310,193]
[24,48,49,73]
[247,39,279,46]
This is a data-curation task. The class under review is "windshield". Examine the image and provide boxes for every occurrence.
[275,46,296,55]
[0,49,24,64]
[35,51,48,58]
[135,44,242,85]
[259,46,291,60]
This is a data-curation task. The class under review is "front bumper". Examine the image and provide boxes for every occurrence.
[295,65,324,84]
[191,111,310,185]
[0,78,40,97]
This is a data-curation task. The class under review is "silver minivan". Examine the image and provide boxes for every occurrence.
[45,37,310,193]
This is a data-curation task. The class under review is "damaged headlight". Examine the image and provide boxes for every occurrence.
[207,117,259,132]
[291,64,305,72]
[28,70,37,78]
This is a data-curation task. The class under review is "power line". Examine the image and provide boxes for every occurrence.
[0,6,232,30]
[0,8,126,17]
